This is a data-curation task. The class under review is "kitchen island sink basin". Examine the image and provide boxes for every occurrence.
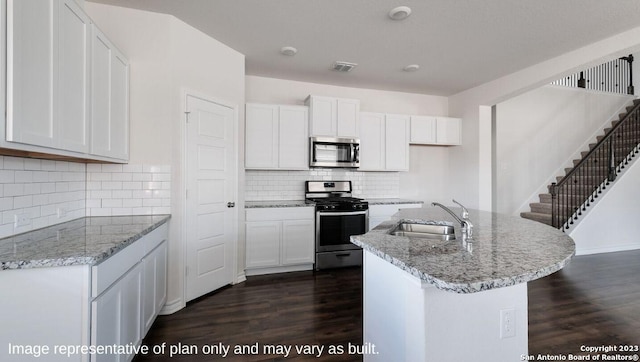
[388,222,456,240]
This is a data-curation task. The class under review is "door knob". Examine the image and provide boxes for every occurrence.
[227,202,235,208]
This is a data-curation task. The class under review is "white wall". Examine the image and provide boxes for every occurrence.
[569,154,640,255]
[245,75,452,203]
[86,3,245,313]
[449,25,640,211]
[495,86,633,215]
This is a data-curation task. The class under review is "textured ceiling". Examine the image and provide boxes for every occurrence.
[88,0,640,95]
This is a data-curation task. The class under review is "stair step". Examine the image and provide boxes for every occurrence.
[520,212,553,226]
[539,193,552,203]
[530,202,551,214]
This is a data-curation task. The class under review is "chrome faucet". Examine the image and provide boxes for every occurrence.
[432,199,473,239]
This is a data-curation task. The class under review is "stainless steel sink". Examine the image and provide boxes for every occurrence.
[389,222,456,241]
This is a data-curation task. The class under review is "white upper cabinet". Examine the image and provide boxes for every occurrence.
[359,112,385,171]
[90,25,130,161]
[7,0,90,152]
[3,0,129,162]
[435,116,462,145]
[306,95,359,138]
[385,114,410,171]
[245,103,308,170]
[359,112,409,171]
[410,116,461,145]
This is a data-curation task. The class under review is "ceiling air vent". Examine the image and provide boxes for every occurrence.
[331,61,357,72]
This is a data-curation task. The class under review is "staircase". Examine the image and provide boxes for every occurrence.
[521,98,640,228]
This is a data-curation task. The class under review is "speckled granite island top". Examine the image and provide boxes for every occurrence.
[0,215,170,270]
[350,207,575,294]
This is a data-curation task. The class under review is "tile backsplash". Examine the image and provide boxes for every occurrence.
[0,157,86,238]
[86,164,171,217]
[245,169,399,201]
[0,156,171,239]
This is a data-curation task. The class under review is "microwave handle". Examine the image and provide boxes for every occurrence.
[354,144,360,163]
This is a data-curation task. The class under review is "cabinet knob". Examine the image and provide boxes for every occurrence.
[227,202,235,208]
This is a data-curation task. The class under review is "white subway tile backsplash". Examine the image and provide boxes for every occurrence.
[0,157,172,239]
[85,164,171,218]
[244,169,400,201]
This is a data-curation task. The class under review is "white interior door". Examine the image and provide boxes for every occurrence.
[185,94,237,302]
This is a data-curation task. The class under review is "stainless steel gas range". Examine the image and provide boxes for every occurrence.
[305,181,368,270]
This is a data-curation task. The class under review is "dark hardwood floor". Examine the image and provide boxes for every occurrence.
[135,267,363,361]
[136,250,640,361]
[528,249,640,357]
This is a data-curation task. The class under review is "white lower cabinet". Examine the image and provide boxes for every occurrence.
[91,263,142,362]
[245,207,315,275]
[91,223,167,361]
[0,223,168,362]
[368,203,422,231]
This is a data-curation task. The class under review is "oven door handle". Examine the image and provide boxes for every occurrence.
[317,211,369,217]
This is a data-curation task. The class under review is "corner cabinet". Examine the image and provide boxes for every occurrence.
[2,0,129,163]
[306,95,359,138]
[359,112,410,171]
[245,207,315,276]
[245,103,309,170]
[410,116,461,146]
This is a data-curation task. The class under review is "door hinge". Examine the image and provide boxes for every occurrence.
[185,111,191,122]
[185,266,190,277]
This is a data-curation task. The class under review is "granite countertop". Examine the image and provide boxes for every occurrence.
[0,215,171,270]
[365,198,424,205]
[245,200,313,208]
[350,206,575,294]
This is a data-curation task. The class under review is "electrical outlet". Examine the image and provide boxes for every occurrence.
[500,309,516,339]
[14,213,31,228]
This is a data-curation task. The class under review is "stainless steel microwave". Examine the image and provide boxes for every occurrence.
[309,137,360,168]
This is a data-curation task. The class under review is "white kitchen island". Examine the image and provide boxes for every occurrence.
[350,206,575,362]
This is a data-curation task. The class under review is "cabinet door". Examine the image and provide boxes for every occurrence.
[91,25,130,160]
[245,221,281,268]
[436,117,462,145]
[119,264,142,361]
[109,48,130,160]
[336,98,360,138]
[308,96,336,137]
[6,0,57,147]
[385,114,410,171]
[245,104,279,168]
[410,116,437,144]
[141,241,168,335]
[281,219,315,265]
[92,263,142,362]
[359,112,385,171]
[278,106,309,170]
[58,0,90,153]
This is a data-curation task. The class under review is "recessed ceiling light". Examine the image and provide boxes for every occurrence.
[403,64,420,72]
[280,46,297,56]
[388,6,412,21]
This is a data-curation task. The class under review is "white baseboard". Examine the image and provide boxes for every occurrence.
[245,264,313,276]
[576,243,640,256]
[235,272,247,284]
[159,297,185,315]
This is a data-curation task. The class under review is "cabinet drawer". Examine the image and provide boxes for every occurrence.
[142,223,168,255]
[246,207,314,222]
[92,238,145,298]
